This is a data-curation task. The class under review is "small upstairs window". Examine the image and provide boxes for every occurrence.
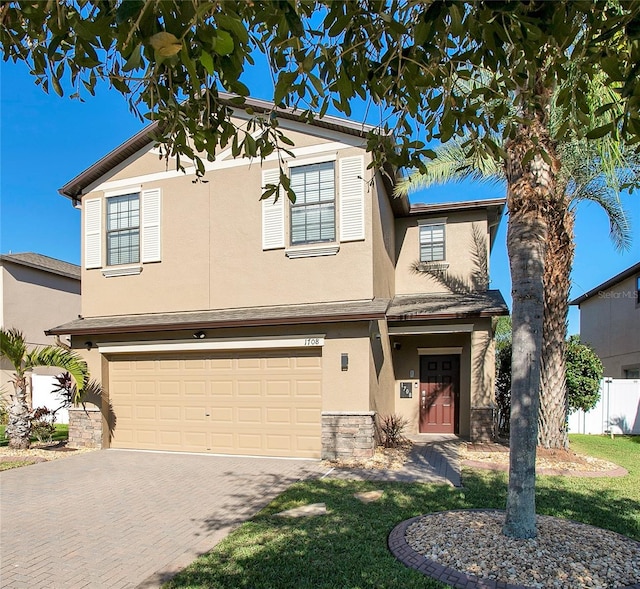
[107,193,140,266]
[290,162,336,245]
[419,223,446,262]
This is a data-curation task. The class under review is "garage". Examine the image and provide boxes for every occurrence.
[108,350,322,458]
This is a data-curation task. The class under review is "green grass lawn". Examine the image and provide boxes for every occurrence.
[164,435,639,589]
[0,423,68,447]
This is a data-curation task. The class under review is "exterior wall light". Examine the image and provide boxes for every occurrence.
[341,353,349,371]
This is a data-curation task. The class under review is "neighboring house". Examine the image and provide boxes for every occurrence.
[1,253,81,419]
[48,96,507,459]
[571,261,640,379]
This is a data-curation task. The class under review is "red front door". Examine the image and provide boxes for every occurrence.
[419,355,459,434]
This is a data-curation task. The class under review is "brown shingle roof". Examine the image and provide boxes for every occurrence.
[387,291,508,320]
[0,253,80,280]
[47,298,391,336]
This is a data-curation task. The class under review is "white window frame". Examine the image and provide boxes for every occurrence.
[289,161,337,247]
[105,192,140,267]
[418,218,447,263]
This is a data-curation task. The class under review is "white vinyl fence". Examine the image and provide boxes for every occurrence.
[568,378,640,435]
[31,374,69,424]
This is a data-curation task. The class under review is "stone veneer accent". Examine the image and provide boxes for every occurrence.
[68,406,102,449]
[321,411,376,460]
[470,407,494,442]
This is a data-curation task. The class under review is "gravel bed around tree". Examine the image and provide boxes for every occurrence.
[404,510,640,589]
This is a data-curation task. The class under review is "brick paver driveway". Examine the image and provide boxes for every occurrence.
[1,450,327,589]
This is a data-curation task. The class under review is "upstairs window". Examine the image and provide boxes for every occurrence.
[636,276,640,305]
[419,223,446,262]
[107,193,140,266]
[290,162,336,245]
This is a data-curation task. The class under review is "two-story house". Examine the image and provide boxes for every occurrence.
[571,261,640,379]
[48,96,507,460]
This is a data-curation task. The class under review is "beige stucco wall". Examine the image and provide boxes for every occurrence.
[579,274,640,377]
[368,319,396,426]
[81,127,385,317]
[371,172,396,300]
[1,262,80,393]
[395,210,490,295]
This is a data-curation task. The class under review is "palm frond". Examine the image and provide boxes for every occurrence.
[25,347,88,395]
[573,182,632,252]
[394,138,504,197]
[0,328,27,373]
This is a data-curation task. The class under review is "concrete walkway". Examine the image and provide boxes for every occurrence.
[324,435,462,486]
[0,438,460,589]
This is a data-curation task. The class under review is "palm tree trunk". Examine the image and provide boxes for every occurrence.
[538,202,574,449]
[503,105,559,538]
[6,375,31,450]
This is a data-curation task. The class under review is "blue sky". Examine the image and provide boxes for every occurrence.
[1,60,638,335]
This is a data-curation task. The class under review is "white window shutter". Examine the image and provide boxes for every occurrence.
[141,188,161,263]
[261,169,285,250]
[339,156,365,242]
[84,198,102,269]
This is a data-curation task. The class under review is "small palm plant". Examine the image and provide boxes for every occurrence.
[0,328,88,449]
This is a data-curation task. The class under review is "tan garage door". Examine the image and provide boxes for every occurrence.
[108,351,322,458]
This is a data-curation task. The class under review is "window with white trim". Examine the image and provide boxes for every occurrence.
[420,223,446,262]
[261,155,364,255]
[83,187,161,271]
[107,193,140,265]
[290,162,336,245]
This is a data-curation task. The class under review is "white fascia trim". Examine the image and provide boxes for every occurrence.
[105,186,142,198]
[95,141,356,192]
[82,143,155,196]
[388,324,474,335]
[98,334,326,354]
[285,245,339,259]
[102,266,143,277]
[418,347,464,355]
[286,153,338,168]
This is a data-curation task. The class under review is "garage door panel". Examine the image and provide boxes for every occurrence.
[109,351,321,457]
[184,381,206,396]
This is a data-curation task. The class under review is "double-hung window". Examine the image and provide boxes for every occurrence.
[106,193,140,266]
[290,162,336,245]
[419,223,446,262]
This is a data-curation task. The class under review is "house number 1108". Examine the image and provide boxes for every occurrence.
[304,338,320,346]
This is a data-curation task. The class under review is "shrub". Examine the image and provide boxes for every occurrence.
[378,414,409,448]
[0,386,9,426]
[566,335,603,413]
[494,342,512,437]
[31,406,56,443]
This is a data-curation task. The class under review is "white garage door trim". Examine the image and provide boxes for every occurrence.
[99,335,325,354]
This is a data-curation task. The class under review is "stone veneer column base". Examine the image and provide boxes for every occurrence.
[470,407,494,442]
[68,406,102,449]
[321,411,376,460]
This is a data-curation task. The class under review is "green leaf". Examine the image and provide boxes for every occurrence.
[200,50,214,75]
[122,44,142,72]
[585,122,614,140]
[116,0,144,25]
[213,30,234,56]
